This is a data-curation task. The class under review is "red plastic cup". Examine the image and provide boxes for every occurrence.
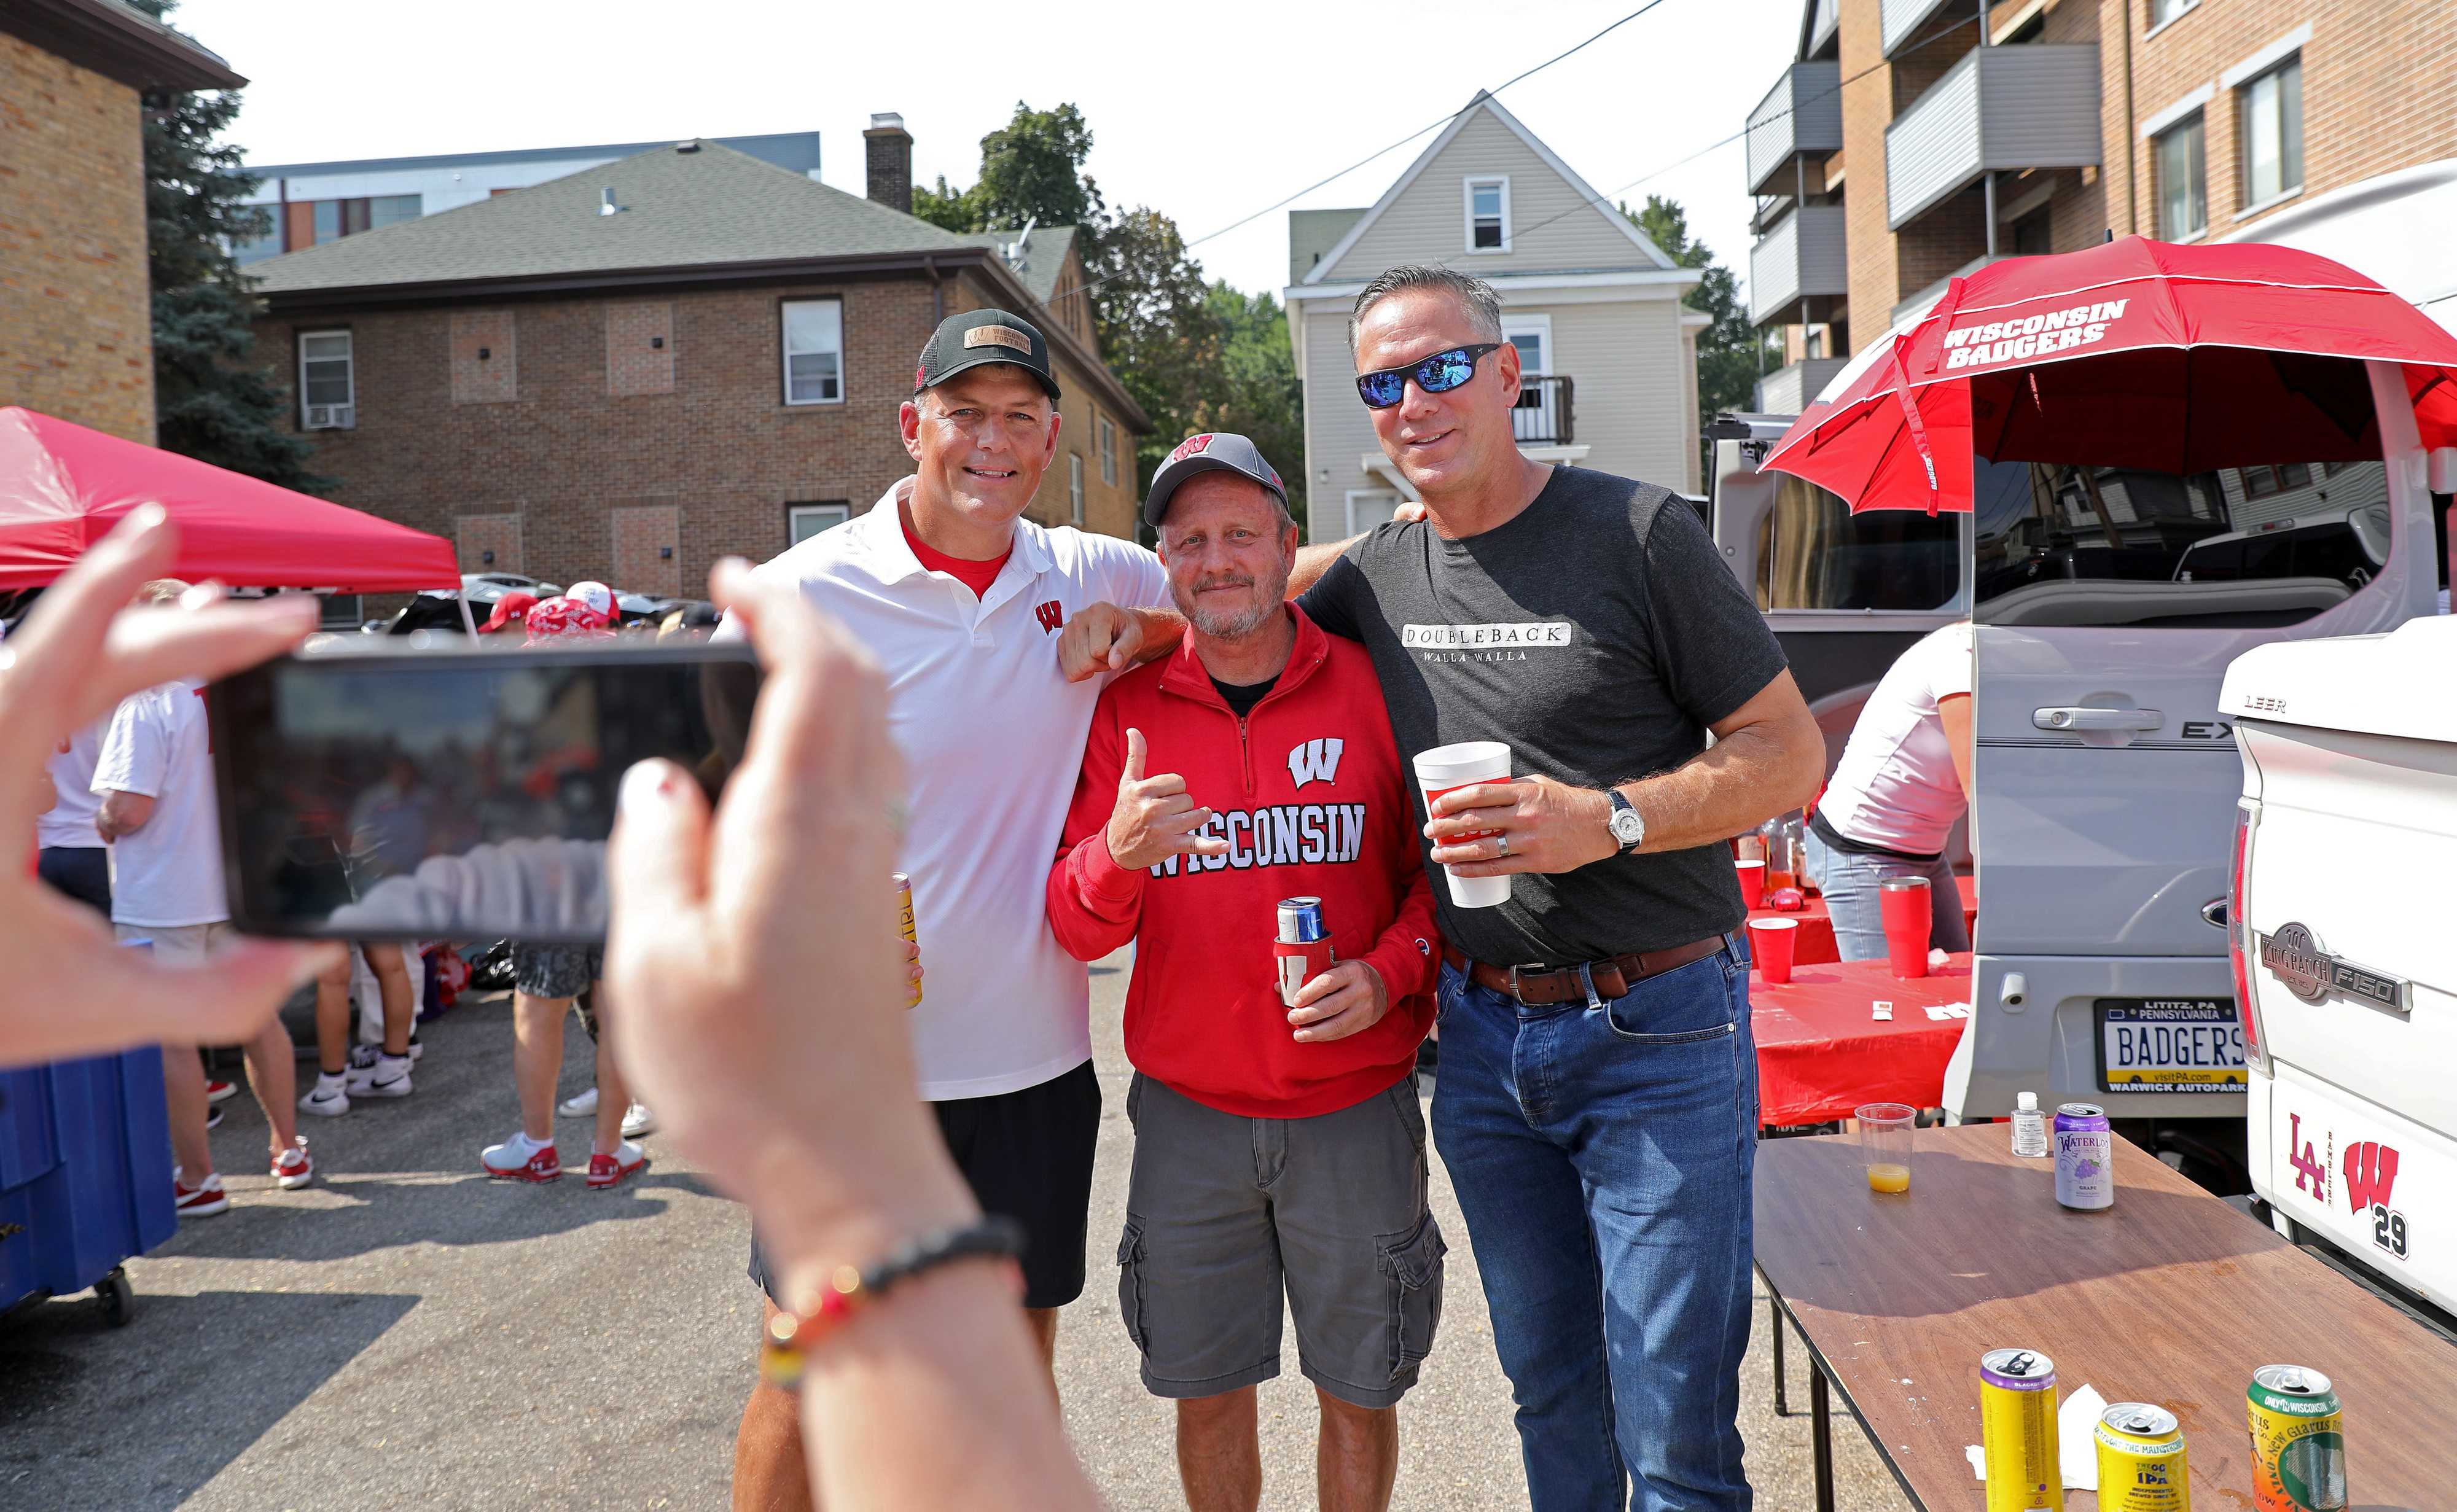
[1735,859,1766,910]
[1880,876,1932,979]
[1748,917,1799,984]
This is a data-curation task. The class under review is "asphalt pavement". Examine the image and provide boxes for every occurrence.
[0,954,1914,1510]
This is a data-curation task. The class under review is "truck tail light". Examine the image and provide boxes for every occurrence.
[2230,803,2270,1073]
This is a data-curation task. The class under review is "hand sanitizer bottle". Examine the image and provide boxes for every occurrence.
[2011,1091,2049,1158]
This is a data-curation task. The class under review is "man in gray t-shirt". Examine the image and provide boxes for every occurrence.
[1068,265,1822,1511]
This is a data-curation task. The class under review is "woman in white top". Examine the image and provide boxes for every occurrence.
[1803,622,1974,961]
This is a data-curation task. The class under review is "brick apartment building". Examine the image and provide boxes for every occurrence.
[1,0,243,442]
[248,122,1147,602]
[1746,0,2457,410]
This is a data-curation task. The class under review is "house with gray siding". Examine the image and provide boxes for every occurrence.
[1283,92,1705,541]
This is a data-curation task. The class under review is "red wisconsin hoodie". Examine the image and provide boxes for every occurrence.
[1047,607,1439,1118]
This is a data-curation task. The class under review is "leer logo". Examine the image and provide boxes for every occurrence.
[1287,737,1344,790]
[1034,600,1064,634]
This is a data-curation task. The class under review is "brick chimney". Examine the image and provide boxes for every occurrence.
[864,112,913,215]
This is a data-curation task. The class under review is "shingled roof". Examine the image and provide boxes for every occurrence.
[960,224,1082,307]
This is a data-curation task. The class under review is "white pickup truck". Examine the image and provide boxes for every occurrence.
[2222,617,2457,1319]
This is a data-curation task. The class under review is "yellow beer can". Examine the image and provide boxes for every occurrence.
[2095,1402,2190,1511]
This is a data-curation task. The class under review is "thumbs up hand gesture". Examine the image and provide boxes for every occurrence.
[1105,727,1228,873]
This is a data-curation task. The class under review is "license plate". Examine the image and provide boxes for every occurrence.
[2095,999,2248,1093]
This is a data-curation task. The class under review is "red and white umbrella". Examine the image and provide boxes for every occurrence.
[1764,236,2457,513]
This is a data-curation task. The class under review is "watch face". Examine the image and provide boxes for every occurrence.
[1611,810,1643,842]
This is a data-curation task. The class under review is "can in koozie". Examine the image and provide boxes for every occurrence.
[1978,1347,2061,1511]
[894,873,920,1010]
[2054,1101,2115,1210]
[2096,1403,2190,1511]
[2248,1365,2346,1510]
[1275,898,1335,1009]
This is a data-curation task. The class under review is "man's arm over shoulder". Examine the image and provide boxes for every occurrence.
[1044,688,1146,962]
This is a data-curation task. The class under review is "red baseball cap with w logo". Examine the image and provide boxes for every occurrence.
[1143,431,1289,528]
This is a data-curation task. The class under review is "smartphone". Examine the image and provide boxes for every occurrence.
[208,639,761,943]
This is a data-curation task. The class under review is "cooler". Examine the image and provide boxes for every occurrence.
[0,1047,177,1325]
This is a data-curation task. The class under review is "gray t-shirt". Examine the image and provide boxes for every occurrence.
[1299,466,1787,965]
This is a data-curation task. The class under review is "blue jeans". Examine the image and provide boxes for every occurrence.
[1430,942,1758,1512]
[1802,831,1968,963]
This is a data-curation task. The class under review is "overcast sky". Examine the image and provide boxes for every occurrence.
[176,0,1800,305]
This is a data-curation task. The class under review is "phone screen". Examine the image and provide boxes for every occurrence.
[210,644,760,941]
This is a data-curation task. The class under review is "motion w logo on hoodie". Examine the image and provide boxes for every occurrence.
[1287,738,1344,790]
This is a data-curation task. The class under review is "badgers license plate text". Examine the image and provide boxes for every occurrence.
[2096,1000,2247,1093]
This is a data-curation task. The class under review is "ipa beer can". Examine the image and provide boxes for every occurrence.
[894,873,920,1010]
[1978,1348,2061,1511]
[2248,1365,2346,1510]
[2095,1403,2190,1511]
[2054,1102,2115,1210]
[1275,897,1334,1009]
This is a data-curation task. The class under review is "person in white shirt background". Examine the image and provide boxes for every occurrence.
[93,579,316,1216]
[1802,620,1974,961]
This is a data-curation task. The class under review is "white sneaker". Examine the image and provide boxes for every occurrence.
[298,1074,350,1118]
[558,1087,600,1118]
[345,1046,413,1099]
[620,1103,655,1139]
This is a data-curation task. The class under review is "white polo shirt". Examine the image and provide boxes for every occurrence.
[1818,621,1974,856]
[739,478,1170,1101]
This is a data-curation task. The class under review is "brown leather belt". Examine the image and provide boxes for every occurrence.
[1442,934,1727,1007]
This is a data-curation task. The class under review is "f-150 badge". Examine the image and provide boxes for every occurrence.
[2259,922,2408,1014]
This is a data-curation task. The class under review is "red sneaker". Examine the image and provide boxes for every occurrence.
[587,1141,646,1190]
[205,1079,238,1104]
[482,1134,561,1183]
[272,1140,314,1190]
[174,1172,229,1217]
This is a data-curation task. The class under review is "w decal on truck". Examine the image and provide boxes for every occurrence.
[1287,738,1345,790]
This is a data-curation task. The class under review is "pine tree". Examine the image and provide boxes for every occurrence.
[130,0,330,491]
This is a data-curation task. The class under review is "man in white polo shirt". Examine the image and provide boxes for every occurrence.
[725,308,1170,1511]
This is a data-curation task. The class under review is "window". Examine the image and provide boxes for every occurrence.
[781,299,844,405]
[2239,463,2313,500]
[318,593,364,630]
[1755,474,1959,612]
[1464,177,1510,253]
[298,329,354,428]
[2146,0,2194,28]
[1345,489,1401,535]
[1803,328,1825,360]
[2238,58,2303,207]
[1501,314,1550,376]
[1099,415,1118,486]
[1069,454,1085,527]
[369,194,420,229]
[2154,115,2206,240]
[786,502,851,545]
[305,194,421,247]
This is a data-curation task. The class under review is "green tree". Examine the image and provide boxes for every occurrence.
[1083,208,1218,499]
[1194,282,1306,526]
[130,0,330,491]
[1626,195,1776,421]
[910,101,1104,236]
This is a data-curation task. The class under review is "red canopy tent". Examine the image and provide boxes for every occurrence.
[0,408,461,599]
[1764,236,2457,513]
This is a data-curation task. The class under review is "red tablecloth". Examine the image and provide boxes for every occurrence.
[1744,874,1977,968]
[1750,954,1972,1126]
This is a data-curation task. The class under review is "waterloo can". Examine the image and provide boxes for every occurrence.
[1978,1348,2062,1511]
[2096,1403,2190,1511]
[894,873,921,1010]
[2248,1365,2346,1510]
[2053,1102,2115,1210]
[1275,897,1335,1009]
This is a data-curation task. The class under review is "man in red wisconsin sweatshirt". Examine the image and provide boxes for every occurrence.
[1047,434,1442,1512]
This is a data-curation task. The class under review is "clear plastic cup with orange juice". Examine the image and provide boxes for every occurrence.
[1857,1102,1915,1193]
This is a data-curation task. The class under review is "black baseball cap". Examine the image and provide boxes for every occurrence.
[913,308,1061,402]
[1143,432,1290,528]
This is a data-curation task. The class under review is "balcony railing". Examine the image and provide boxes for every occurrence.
[1755,357,1850,416]
[1746,61,1843,197]
[1885,43,2101,228]
[1750,204,1849,328]
[1512,376,1574,446]
[1880,0,1965,60]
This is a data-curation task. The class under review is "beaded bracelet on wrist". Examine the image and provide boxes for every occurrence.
[760,1215,1028,1389]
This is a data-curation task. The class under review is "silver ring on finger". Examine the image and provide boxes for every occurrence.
[1494,833,1510,858]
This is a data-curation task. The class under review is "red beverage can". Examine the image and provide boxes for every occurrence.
[1275,897,1335,1008]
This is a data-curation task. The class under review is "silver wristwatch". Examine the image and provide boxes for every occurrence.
[1606,790,1644,854]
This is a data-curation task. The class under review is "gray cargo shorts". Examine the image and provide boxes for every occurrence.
[1117,1072,1445,1410]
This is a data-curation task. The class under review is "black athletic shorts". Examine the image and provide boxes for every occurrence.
[749,1058,1102,1311]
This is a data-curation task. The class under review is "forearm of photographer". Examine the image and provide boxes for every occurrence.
[1427,671,1826,876]
[605,560,1096,1512]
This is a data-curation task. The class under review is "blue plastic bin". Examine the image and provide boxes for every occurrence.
[0,1047,176,1324]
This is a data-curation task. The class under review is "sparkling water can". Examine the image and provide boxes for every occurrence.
[1978,1347,2062,1511]
[2096,1402,2190,1511]
[2248,1365,2346,1510]
[2054,1101,2115,1210]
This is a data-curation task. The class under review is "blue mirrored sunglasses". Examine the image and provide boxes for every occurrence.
[1354,343,1503,410]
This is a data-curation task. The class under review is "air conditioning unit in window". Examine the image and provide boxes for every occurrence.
[304,403,355,431]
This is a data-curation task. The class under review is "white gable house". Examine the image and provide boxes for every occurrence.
[1285,92,1706,542]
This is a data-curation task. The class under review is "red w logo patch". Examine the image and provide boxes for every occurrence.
[2345,1140,2400,1216]
[1166,434,1215,464]
[1034,600,1064,634]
